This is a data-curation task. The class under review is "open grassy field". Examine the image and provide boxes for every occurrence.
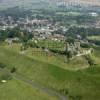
[30,39,65,51]
[87,36,100,45]
[0,43,100,100]
[87,36,100,41]
[56,12,82,16]
[0,69,58,100]
[0,79,58,100]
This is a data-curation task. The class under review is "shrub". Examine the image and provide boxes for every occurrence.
[69,95,82,100]
[59,88,69,95]
[84,55,95,66]
[11,67,17,73]
[0,63,6,68]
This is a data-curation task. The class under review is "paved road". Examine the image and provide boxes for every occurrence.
[13,73,67,100]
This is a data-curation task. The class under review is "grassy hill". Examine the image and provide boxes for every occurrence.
[0,75,58,100]
[0,43,100,100]
[0,79,58,100]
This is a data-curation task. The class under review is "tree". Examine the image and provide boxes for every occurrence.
[66,37,75,44]
[84,55,94,66]
[11,67,16,73]
[66,51,72,62]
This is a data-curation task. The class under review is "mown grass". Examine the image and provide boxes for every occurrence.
[0,44,100,100]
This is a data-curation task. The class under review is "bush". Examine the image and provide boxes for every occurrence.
[69,95,82,100]
[80,43,90,48]
[0,63,6,68]
[11,67,16,73]
[84,55,95,66]
[59,88,69,95]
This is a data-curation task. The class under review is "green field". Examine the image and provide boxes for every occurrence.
[0,43,100,100]
[56,12,82,16]
[87,36,100,41]
[0,79,58,100]
[0,69,58,100]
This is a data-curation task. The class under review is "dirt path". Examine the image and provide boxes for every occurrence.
[13,73,67,100]
[0,68,67,100]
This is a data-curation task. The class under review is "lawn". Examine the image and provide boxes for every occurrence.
[0,44,100,100]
